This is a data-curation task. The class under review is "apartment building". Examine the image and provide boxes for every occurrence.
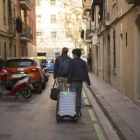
[0,0,17,60]
[36,0,82,59]
[17,0,36,57]
[0,0,36,59]
[83,0,140,105]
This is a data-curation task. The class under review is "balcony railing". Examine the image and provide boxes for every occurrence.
[127,0,140,4]
[19,0,33,11]
[20,22,33,42]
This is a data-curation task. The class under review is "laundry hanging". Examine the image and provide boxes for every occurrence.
[80,29,84,39]
[16,17,22,33]
[91,0,103,22]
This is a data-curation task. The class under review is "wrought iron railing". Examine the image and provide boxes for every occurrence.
[20,22,33,41]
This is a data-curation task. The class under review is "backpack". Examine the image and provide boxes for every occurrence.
[59,56,70,76]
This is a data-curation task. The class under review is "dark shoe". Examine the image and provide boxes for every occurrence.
[79,111,82,116]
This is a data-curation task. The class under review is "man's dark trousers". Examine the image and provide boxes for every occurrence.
[70,82,82,111]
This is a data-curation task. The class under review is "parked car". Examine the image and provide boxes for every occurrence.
[3,57,48,93]
[37,58,54,71]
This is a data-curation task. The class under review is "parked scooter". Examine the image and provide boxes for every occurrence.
[0,69,34,99]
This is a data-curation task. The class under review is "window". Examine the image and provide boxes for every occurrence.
[4,42,6,60]
[8,0,12,18]
[3,0,6,22]
[113,30,116,68]
[104,0,110,20]
[13,7,15,18]
[51,32,57,39]
[65,31,70,38]
[36,32,42,36]
[126,33,128,47]
[5,59,34,68]
[36,15,41,18]
[21,10,25,22]
[50,0,55,5]
[51,15,56,23]
[14,45,16,57]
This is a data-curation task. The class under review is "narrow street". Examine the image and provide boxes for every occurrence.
[0,74,119,140]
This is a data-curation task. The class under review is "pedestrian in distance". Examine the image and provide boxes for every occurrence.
[0,56,4,71]
[66,49,91,116]
[54,47,71,91]
[87,54,91,72]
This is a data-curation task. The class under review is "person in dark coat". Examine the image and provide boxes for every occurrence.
[54,47,71,91]
[67,49,91,116]
[0,56,4,71]
[87,54,91,72]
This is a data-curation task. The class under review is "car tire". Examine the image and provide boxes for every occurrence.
[36,83,42,94]
[42,82,46,89]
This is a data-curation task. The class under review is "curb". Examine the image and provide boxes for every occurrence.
[89,85,140,140]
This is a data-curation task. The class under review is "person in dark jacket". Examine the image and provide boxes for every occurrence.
[87,54,91,72]
[0,56,4,71]
[54,47,71,91]
[67,49,91,116]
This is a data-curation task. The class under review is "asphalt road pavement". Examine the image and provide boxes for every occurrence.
[0,74,119,140]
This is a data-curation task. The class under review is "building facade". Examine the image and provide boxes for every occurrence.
[17,0,36,57]
[83,0,140,105]
[36,0,84,59]
[0,0,36,59]
[0,0,17,60]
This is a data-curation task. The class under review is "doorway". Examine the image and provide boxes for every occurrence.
[120,34,123,91]
[107,35,111,84]
[96,46,99,76]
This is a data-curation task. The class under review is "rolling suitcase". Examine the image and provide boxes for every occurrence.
[56,90,79,122]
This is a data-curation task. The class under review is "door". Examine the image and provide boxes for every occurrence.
[107,35,111,84]
[120,34,123,91]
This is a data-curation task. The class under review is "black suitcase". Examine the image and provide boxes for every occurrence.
[56,90,79,122]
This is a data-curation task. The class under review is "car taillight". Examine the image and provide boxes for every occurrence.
[52,59,54,64]
[31,68,38,72]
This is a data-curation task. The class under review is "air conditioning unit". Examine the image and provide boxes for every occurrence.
[95,40,99,46]
[92,36,99,46]
[102,20,110,27]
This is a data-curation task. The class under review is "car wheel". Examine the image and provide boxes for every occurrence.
[42,82,46,89]
[22,86,32,99]
[35,83,42,94]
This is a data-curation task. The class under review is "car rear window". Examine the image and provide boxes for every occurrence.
[5,59,34,68]
[38,59,53,64]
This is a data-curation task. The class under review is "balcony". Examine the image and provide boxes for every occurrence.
[20,22,33,42]
[19,0,33,11]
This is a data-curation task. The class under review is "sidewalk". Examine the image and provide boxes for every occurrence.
[87,73,140,140]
